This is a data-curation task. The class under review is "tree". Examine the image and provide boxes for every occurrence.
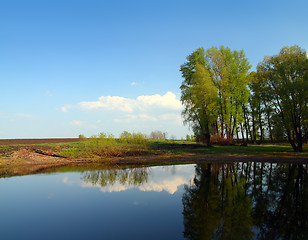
[180,48,218,146]
[149,130,167,140]
[186,134,191,141]
[205,46,251,141]
[257,45,308,152]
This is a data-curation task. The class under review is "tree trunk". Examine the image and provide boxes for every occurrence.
[264,102,273,143]
[258,103,263,143]
[252,111,257,144]
[243,106,251,143]
[267,111,273,143]
[240,123,246,144]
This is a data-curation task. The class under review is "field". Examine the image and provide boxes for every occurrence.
[0,138,82,145]
[0,138,307,177]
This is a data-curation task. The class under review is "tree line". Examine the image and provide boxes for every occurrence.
[180,45,308,152]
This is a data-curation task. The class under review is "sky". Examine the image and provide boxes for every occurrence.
[1,0,307,139]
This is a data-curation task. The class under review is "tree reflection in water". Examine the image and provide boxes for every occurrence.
[81,167,149,187]
[182,162,308,240]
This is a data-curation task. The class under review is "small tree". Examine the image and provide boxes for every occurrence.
[186,134,191,141]
[78,134,86,139]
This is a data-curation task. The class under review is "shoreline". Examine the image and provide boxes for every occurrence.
[1,149,307,178]
[0,139,307,177]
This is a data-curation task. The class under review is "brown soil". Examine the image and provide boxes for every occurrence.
[0,138,81,145]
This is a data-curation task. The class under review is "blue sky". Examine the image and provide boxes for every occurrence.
[1,0,307,139]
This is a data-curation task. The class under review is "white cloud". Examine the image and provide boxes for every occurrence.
[79,96,135,112]
[64,92,182,113]
[79,165,195,194]
[136,92,182,110]
[61,104,73,113]
[81,182,129,192]
[131,82,137,86]
[139,177,189,194]
[81,176,188,194]
[139,114,157,121]
[63,177,75,185]
[60,165,196,197]
[70,120,82,125]
[60,91,190,138]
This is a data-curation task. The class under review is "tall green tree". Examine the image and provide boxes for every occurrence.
[257,45,308,152]
[180,48,218,146]
[248,71,265,143]
[206,46,251,141]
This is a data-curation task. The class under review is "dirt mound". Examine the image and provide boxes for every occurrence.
[11,149,67,164]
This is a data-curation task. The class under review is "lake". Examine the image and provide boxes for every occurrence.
[1,162,307,240]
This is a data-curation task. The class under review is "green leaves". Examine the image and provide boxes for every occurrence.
[257,45,308,151]
[180,48,219,145]
[180,46,251,144]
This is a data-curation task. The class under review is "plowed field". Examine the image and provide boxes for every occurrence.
[0,138,81,145]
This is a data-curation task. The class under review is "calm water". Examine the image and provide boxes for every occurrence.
[0,162,307,240]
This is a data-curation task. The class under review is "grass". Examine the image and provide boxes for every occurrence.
[0,139,307,178]
[61,132,150,159]
[149,141,308,157]
[1,136,307,160]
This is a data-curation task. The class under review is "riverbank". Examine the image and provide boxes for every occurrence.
[0,138,307,177]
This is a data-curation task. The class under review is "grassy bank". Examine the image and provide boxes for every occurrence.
[0,138,307,178]
[150,141,308,156]
[1,138,307,160]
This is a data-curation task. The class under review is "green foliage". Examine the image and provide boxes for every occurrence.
[206,46,251,140]
[191,135,195,141]
[78,134,86,139]
[119,131,148,145]
[180,48,218,146]
[180,46,251,145]
[180,45,307,152]
[186,134,191,141]
[62,132,149,158]
[257,45,308,151]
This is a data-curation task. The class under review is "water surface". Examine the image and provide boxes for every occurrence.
[1,162,307,239]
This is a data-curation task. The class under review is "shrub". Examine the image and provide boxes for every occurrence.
[63,131,149,159]
[186,134,191,141]
[78,134,86,139]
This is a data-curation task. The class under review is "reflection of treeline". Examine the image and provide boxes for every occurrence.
[81,167,149,187]
[183,162,308,240]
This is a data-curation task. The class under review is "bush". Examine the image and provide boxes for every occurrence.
[186,134,191,141]
[79,134,86,139]
[63,132,149,159]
